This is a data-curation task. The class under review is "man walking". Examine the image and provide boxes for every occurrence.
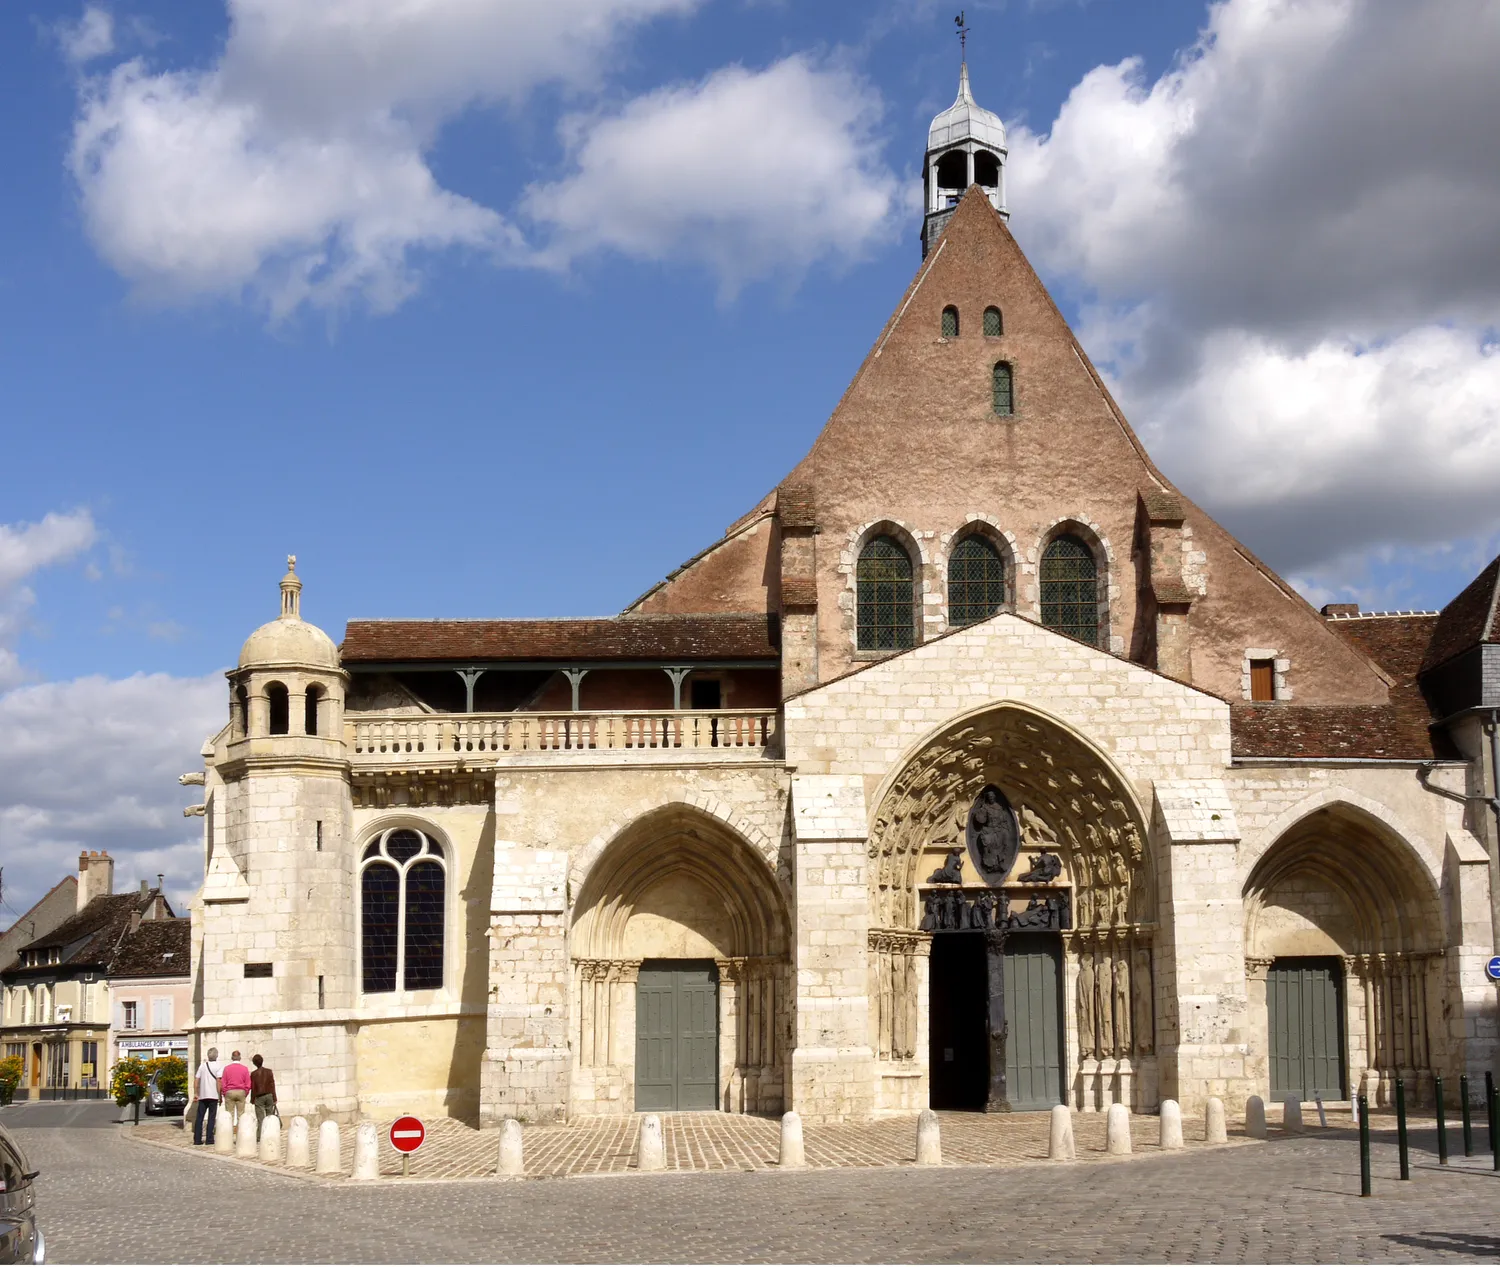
[250,1055,278,1141]
[221,1050,252,1131]
[190,1047,223,1146]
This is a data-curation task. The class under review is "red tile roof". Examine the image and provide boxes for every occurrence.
[1423,555,1500,673]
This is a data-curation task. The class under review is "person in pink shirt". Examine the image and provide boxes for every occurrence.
[220,1050,252,1130]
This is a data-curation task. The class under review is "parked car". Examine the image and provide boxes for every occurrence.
[144,1072,187,1117]
[0,1119,42,1264]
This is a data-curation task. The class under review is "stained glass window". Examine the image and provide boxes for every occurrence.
[1040,534,1100,645]
[941,306,959,338]
[992,362,1014,415]
[360,828,446,994]
[983,307,1002,337]
[857,536,915,651]
[948,536,1006,625]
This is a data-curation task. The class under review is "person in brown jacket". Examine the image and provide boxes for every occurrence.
[249,1054,278,1141]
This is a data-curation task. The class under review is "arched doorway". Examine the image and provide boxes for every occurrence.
[570,806,791,1115]
[1244,805,1444,1106]
[867,704,1158,1113]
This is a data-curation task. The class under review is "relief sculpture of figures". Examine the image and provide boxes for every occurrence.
[1113,955,1131,1057]
[1133,947,1154,1055]
[1095,951,1114,1055]
[1017,850,1063,883]
[1077,956,1096,1059]
[966,785,1020,884]
[926,845,965,885]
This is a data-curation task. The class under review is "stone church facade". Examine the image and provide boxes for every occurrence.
[187,68,1500,1127]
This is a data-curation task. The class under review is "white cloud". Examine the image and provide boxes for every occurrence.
[0,673,223,918]
[0,511,98,690]
[1006,0,1500,579]
[58,6,114,65]
[522,57,902,293]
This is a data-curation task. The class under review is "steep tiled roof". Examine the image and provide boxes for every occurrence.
[1423,555,1500,674]
[341,613,780,664]
[16,891,172,971]
[109,918,190,978]
[1230,702,1455,761]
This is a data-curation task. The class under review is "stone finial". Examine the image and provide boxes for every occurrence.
[280,555,302,621]
[1245,1095,1267,1139]
[637,1115,665,1171]
[497,1119,523,1177]
[915,1108,942,1165]
[778,1111,806,1170]
[1282,1097,1303,1133]
[286,1117,311,1168]
[235,1109,258,1158]
[1048,1104,1075,1161]
[352,1122,380,1181]
[1158,1099,1184,1150]
[315,1120,342,1174]
[1204,1097,1227,1144]
[1106,1102,1132,1155]
[258,1113,282,1164]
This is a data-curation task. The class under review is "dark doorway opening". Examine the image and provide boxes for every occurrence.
[690,680,722,710]
[929,932,988,1109]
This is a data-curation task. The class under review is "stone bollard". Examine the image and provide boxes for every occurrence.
[1245,1095,1267,1139]
[1158,1100,1184,1150]
[315,1120,342,1175]
[916,1108,942,1165]
[235,1110,258,1158]
[352,1122,380,1182]
[286,1117,311,1168]
[1283,1097,1304,1133]
[258,1114,282,1164]
[778,1111,806,1170]
[214,1114,234,1155]
[1048,1104,1075,1161]
[637,1115,665,1172]
[496,1118,524,1177]
[1205,1097,1227,1145]
[1106,1102,1132,1155]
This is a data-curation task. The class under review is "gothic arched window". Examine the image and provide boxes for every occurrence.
[857,535,916,651]
[948,535,1006,626]
[992,362,1014,415]
[360,827,447,994]
[304,685,324,737]
[941,306,959,338]
[266,682,289,736]
[983,307,1002,337]
[1040,534,1100,645]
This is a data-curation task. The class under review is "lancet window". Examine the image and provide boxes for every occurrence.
[360,827,446,994]
[947,535,1006,626]
[1040,534,1100,646]
[857,535,916,651]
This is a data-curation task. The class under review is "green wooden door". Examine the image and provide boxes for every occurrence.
[1003,933,1064,1111]
[1268,958,1345,1101]
[635,961,719,1111]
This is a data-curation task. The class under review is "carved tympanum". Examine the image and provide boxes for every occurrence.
[967,785,1020,884]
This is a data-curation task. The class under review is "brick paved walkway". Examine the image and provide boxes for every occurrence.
[133,1105,1251,1179]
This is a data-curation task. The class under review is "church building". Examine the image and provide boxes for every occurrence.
[187,65,1500,1126]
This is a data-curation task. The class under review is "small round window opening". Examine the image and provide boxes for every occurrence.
[360,828,446,994]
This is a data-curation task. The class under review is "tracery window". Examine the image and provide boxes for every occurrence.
[992,362,1014,415]
[360,827,446,994]
[941,306,959,338]
[857,535,916,651]
[1040,534,1100,646]
[948,535,1006,626]
[983,307,1002,337]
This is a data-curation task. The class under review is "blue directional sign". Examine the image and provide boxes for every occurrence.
[1486,956,1500,982]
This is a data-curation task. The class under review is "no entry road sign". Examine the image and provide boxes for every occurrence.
[1486,956,1500,982]
[390,1116,425,1154]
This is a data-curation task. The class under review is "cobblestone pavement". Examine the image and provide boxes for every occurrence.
[10,1107,1500,1263]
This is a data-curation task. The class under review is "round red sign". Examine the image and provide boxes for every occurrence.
[389,1115,425,1154]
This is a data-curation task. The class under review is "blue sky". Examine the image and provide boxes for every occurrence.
[2,0,1499,913]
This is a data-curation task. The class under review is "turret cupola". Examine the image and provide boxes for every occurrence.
[923,61,1007,256]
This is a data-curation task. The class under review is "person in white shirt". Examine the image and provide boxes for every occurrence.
[190,1047,224,1146]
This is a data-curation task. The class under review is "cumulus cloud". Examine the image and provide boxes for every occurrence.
[1007,0,1500,582]
[522,57,902,293]
[0,510,98,689]
[0,673,223,916]
[57,5,114,65]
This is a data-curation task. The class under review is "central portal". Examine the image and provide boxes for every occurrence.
[635,959,719,1111]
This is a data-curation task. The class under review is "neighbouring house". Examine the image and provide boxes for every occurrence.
[0,852,174,1099]
[0,877,78,976]
[108,918,192,1069]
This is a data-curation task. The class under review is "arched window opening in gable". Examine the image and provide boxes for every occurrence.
[857,535,916,652]
[941,306,959,338]
[992,362,1014,415]
[233,684,249,739]
[1040,534,1100,646]
[360,827,446,994]
[973,151,1000,188]
[304,685,324,737]
[948,535,1006,626]
[935,149,967,193]
[266,682,290,736]
[983,306,1002,337]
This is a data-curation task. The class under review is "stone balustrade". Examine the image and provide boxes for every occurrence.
[347,709,781,765]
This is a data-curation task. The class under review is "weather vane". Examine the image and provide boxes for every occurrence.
[955,11,968,60]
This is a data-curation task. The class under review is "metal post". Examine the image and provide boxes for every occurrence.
[1395,1077,1409,1180]
[1493,1086,1500,1172]
[1436,1075,1448,1165]
[1488,1071,1496,1154]
[1462,1074,1473,1156]
[1358,1094,1371,1197]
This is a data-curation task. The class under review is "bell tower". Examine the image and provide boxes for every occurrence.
[922,48,1008,256]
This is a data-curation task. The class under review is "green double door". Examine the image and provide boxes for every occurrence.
[1268,958,1346,1101]
[1003,933,1065,1111]
[635,960,719,1111]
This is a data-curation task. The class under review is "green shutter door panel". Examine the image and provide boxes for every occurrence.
[677,967,719,1110]
[635,969,677,1111]
[635,961,719,1111]
[1003,934,1064,1111]
[1268,959,1345,1102]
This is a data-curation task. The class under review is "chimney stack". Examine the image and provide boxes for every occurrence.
[77,850,115,912]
